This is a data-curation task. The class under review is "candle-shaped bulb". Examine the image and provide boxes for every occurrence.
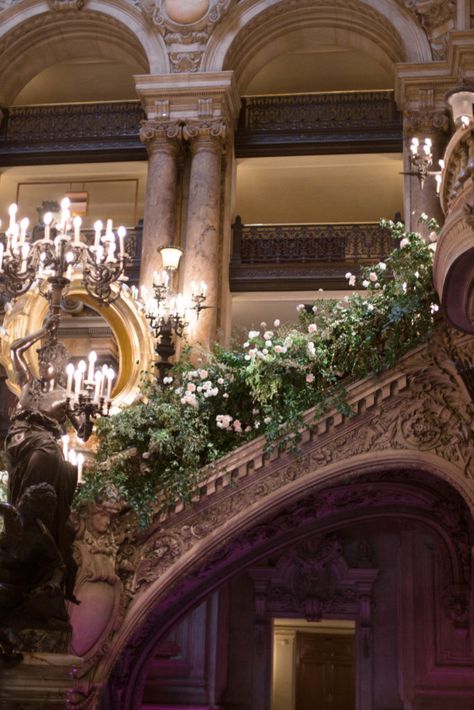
[94,370,103,402]
[105,219,113,237]
[117,226,126,256]
[87,351,97,382]
[19,217,29,243]
[438,159,445,170]
[435,174,442,194]
[61,197,71,210]
[8,203,17,230]
[73,215,82,244]
[106,368,115,400]
[77,453,85,483]
[66,362,75,395]
[94,220,103,248]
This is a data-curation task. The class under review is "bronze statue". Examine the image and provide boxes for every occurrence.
[0,483,71,663]
[1,313,85,653]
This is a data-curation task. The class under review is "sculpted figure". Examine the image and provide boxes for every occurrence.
[4,313,86,605]
[0,483,70,663]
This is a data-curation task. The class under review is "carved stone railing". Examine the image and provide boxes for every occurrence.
[0,101,146,165]
[435,127,474,333]
[230,217,394,291]
[236,90,402,156]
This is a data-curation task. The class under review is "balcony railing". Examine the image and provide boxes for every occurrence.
[236,90,402,157]
[0,91,402,165]
[0,101,146,165]
[230,217,394,291]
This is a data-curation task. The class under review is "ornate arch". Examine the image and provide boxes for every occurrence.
[98,464,473,709]
[0,0,167,105]
[63,327,474,707]
[203,0,433,85]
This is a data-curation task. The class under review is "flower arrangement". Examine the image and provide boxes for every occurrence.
[74,219,440,525]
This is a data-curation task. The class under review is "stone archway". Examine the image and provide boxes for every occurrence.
[101,469,474,709]
[67,328,474,709]
[0,0,167,105]
[203,0,432,82]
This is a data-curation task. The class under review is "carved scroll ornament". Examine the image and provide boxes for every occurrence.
[137,0,233,72]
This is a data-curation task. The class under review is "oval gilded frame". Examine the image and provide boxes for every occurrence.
[0,279,155,407]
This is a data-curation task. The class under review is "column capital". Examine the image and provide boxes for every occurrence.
[139,119,182,153]
[182,119,226,151]
[403,109,450,138]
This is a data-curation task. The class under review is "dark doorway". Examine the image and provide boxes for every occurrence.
[295,630,355,709]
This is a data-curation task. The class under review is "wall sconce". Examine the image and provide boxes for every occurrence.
[446,86,474,128]
[132,246,208,382]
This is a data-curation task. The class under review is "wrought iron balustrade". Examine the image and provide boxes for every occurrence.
[236,90,402,156]
[0,101,146,165]
[230,217,394,291]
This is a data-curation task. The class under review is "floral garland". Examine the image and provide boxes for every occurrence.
[74,219,440,525]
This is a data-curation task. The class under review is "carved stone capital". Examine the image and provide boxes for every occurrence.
[182,119,226,152]
[404,109,450,138]
[139,119,182,153]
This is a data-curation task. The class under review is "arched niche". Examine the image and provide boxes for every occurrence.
[0,280,154,408]
[203,0,432,86]
[0,1,168,106]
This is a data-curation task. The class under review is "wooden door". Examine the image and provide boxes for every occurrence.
[295,632,355,710]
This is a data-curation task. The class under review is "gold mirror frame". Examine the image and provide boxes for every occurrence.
[0,279,155,408]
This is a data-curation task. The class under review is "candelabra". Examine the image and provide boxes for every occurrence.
[0,197,129,422]
[65,351,116,436]
[402,136,446,191]
[0,197,129,313]
[133,246,208,382]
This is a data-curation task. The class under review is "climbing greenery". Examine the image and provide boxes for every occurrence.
[74,218,440,524]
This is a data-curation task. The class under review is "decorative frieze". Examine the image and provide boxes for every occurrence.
[241,91,400,132]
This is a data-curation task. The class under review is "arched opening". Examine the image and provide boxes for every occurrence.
[0,9,151,107]
[103,469,474,709]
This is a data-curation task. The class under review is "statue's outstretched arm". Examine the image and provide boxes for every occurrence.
[11,314,60,386]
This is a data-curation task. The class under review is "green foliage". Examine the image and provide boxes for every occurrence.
[74,220,440,525]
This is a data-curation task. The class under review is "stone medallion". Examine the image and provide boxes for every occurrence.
[164,0,209,24]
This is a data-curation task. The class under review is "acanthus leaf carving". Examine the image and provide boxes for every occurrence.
[401,0,455,59]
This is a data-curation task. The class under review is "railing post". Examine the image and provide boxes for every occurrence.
[231,215,243,266]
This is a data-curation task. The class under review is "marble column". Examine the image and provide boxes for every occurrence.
[403,110,449,235]
[182,119,226,348]
[139,119,182,290]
